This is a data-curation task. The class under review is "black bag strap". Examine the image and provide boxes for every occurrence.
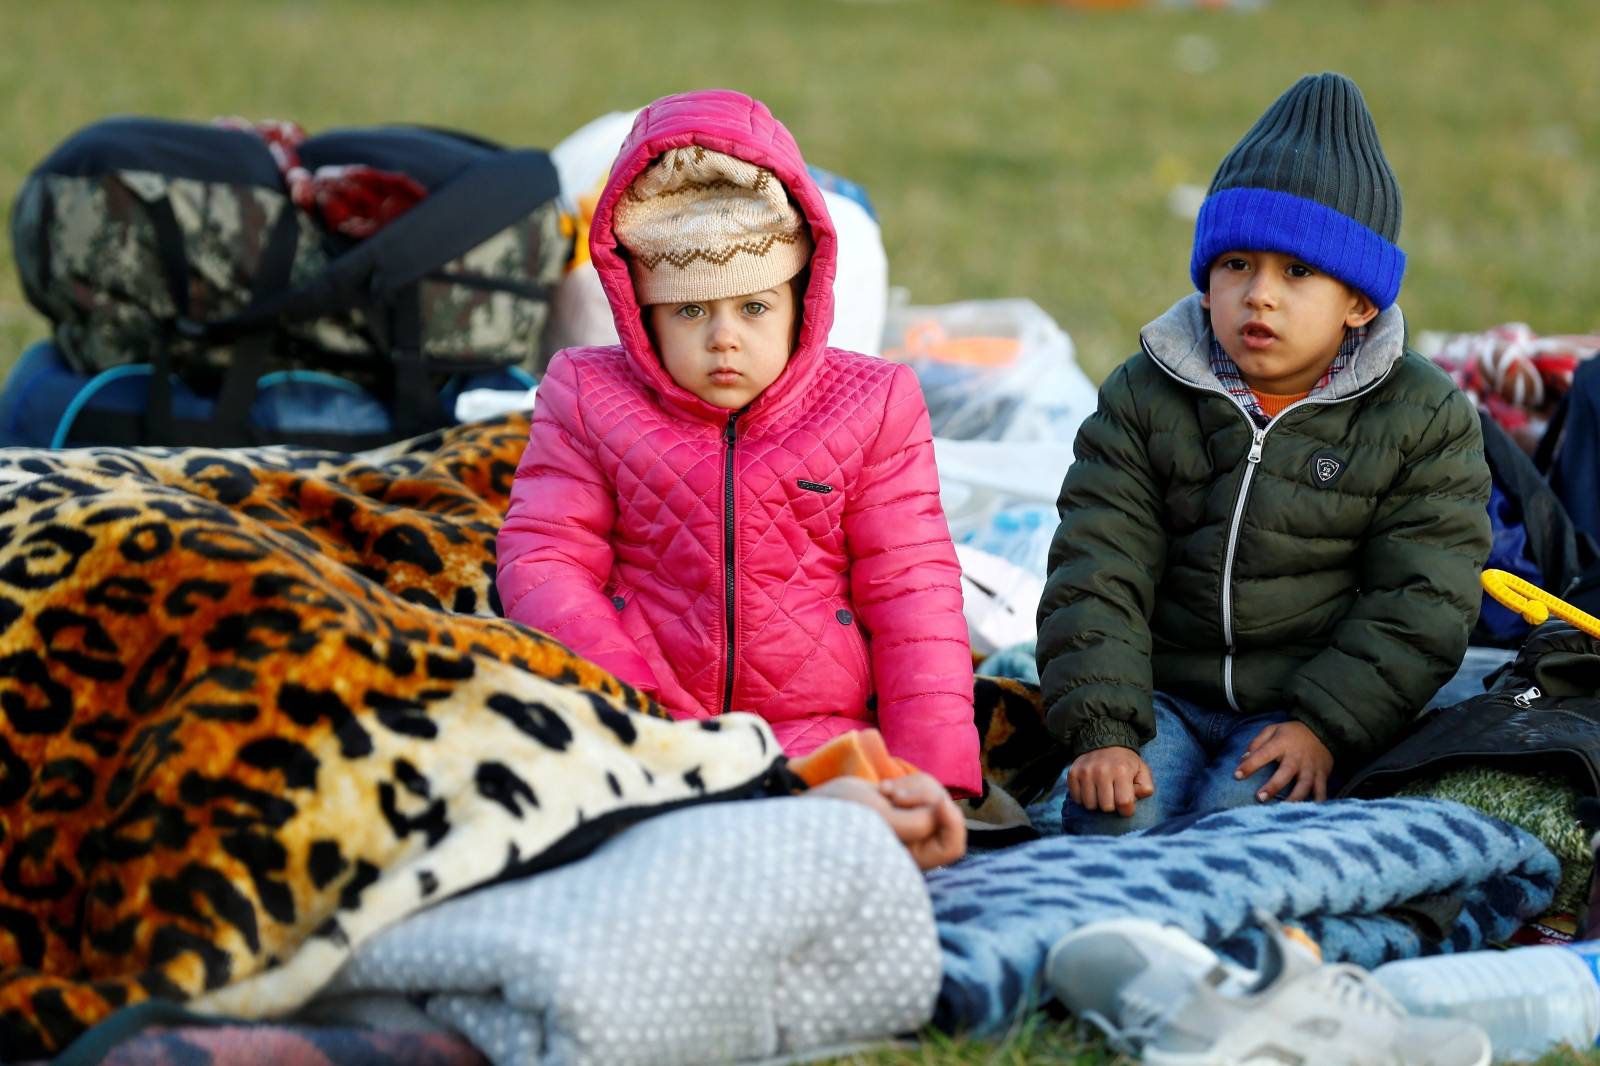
[192,149,559,343]
[140,199,300,447]
[387,285,441,439]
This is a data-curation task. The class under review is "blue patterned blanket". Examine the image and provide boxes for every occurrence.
[927,798,1560,1034]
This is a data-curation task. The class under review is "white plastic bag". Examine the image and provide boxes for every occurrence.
[455,384,536,424]
[549,109,641,219]
[936,437,1071,647]
[816,185,887,356]
[955,543,1046,658]
[883,299,1096,444]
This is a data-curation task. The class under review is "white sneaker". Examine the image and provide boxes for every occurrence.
[1046,916,1259,1056]
[1047,911,1491,1066]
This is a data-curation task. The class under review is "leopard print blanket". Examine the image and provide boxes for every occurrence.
[0,412,1066,1058]
[0,414,795,1058]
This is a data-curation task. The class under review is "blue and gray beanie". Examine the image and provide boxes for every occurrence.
[1190,72,1405,310]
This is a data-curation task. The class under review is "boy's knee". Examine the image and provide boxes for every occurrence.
[1060,794,1171,836]
[1190,763,1277,815]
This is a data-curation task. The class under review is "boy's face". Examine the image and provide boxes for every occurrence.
[648,283,798,410]
[1202,250,1378,395]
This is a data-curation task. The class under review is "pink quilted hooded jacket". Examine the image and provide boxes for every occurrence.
[497,90,979,795]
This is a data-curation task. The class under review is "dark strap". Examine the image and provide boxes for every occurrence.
[387,286,441,439]
[142,340,177,445]
[137,198,301,447]
[191,149,559,342]
[142,194,193,323]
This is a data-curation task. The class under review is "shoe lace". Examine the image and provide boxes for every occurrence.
[1078,1006,1165,1059]
[1079,972,1206,1057]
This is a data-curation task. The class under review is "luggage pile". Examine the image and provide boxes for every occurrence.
[3,117,568,449]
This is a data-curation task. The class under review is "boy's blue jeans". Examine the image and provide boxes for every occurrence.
[1060,691,1292,836]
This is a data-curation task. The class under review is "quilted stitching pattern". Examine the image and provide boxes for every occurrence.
[499,91,978,794]
[501,345,980,794]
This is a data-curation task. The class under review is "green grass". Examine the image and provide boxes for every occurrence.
[0,0,1596,388]
[811,1026,1600,1066]
[1,2,1597,1061]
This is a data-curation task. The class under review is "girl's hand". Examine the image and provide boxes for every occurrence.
[811,773,967,870]
[879,772,966,870]
[1235,721,1333,802]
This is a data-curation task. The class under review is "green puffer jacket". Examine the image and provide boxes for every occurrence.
[1036,294,1491,764]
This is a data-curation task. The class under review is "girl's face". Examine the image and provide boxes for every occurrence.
[648,284,798,410]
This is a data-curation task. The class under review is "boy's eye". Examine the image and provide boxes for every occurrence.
[742,301,768,316]
[1221,257,1249,271]
[1287,263,1315,278]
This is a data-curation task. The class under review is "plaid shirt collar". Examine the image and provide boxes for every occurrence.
[1210,325,1366,428]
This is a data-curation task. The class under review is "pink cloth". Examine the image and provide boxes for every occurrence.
[497,90,978,795]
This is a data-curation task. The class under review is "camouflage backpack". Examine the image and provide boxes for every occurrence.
[10,118,568,445]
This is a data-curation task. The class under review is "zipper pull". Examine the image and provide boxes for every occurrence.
[1512,685,1543,709]
[723,412,739,444]
[1247,429,1265,464]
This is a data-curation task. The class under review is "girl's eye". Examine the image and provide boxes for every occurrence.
[742,301,768,316]
[677,304,705,319]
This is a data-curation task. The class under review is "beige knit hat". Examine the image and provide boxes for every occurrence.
[613,146,812,305]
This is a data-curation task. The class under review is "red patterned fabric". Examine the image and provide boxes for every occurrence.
[497,90,979,795]
[214,117,427,238]
[1427,322,1600,451]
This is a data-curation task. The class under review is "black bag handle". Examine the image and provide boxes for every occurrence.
[190,148,559,344]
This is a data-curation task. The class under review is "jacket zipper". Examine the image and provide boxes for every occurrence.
[1140,338,1399,711]
[1219,428,1266,709]
[720,411,741,716]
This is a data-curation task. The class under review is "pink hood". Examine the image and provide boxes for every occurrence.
[589,88,838,429]
[498,90,979,794]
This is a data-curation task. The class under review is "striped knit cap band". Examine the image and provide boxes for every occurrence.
[1190,72,1406,309]
[615,146,812,305]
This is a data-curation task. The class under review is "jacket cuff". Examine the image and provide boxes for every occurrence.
[1070,720,1145,759]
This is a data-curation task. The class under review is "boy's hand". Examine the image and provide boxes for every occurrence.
[1235,720,1333,802]
[1067,746,1155,817]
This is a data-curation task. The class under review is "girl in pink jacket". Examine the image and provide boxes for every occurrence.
[497,90,980,797]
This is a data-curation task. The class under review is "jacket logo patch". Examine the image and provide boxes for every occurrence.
[796,480,834,494]
[1311,451,1347,486]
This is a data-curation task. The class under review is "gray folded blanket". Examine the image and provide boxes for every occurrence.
[312,796,942,1065]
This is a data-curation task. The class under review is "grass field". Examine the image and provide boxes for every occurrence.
[0,0,1595,389]
[1,2,1596,1062]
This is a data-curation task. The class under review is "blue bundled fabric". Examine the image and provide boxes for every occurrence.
[0,339,531,449]
[926,798,1557,1034]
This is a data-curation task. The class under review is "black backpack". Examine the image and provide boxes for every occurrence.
[10,117,567,448]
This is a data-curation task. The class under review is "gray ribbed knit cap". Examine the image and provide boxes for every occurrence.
[1191,72,1407,308]
[1211,72,1400,238]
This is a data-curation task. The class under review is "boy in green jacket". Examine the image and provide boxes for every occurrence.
[1036,72,1491,834]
